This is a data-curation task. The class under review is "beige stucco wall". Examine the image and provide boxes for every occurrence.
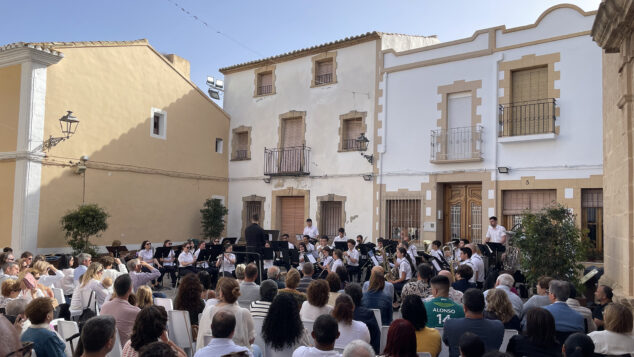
[0,64,21,247]
[36,44,229,248]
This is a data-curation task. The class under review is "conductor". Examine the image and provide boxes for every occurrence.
[245,214,267,264]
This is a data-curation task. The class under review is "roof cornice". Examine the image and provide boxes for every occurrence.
[592,0,634,52]
[0,43,63,67]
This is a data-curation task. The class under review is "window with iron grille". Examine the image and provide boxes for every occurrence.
[257,72,273,95]
[233,131,249,160]
[246,201,262,224]
[342,118,363,151]
[315,59,333,85]
[502,189,556,229]
[386,199,421,240]
[320,201,342,238]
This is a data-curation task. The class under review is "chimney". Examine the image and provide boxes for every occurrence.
[164,54,190,79]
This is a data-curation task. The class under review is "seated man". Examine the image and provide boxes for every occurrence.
[425,275,464,328]
[250,279,278,318]
[127,259,161,292]
[483,273,523,317]
[297,263,314,292]
[238,263,260,306]
[443,288,504,357]
[293,314,341,357]
[544,280,584,335]
[80,316,117,357]
[100,274,140,344]
[194,310,251,357]
[592,284,613,330]
[267,266,285,289]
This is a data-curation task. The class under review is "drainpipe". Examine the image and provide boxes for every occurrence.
[378,72,388,239]
[493,53,504,219]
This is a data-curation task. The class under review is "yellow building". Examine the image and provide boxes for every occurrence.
[0,40,229,254]
[592,0,634,301]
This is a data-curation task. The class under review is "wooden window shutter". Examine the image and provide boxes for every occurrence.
[317,60,333,76]
[321,201,342,237]
[237,132,248,151]
[259,72,272,87]
[503,189,556,215]
[582,189,603,208]
[511,66,548,103]
[282,118,303,147]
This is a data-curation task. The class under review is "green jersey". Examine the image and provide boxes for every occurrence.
[424,296,465,328]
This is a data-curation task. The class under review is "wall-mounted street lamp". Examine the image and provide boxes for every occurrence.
[356,133,373,164]
[362,174,373,181]
[42,111,79,151]
[497,167,510,174]
[206,76,224,100]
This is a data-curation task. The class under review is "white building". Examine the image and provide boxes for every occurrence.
[376,4,604,249]
[221,32,438,245]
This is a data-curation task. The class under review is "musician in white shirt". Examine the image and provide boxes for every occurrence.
[467,244,486,288]
[216,243,236,276]
[177,242,197,276]
[316,236,331,260]
[459,247,478,284]
[302,235,316,256]
[344,239,360,282]
[302,218,319,239]
[485,216,507,244]
[320,247,334,271]
[158,240,177,288]
[333,228,348,244]
[330,249,344,273]
[137,240,162,288]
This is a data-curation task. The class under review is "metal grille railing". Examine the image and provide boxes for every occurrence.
[386,199,421,240]
[257,85,272,95]
[498,98,556,137]
[264,146,310,176]
[342,139,365,151]
[321,201,342,238]
[315,73,333,85]
[235,150,248,160]
[430,126,482,161]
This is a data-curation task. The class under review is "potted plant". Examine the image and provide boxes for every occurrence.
[60,204,109,256]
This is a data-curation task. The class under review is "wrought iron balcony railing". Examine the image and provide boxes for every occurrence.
[315,73,333,85]
[430,126,483,162]
[264,146,310,176]
[257,84,273,96]
[498,98,556,137]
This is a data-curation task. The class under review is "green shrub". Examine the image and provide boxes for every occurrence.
[60,204,109,256]
[200,198,228,241]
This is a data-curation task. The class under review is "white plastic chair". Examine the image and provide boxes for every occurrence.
[168,310,194,356]
[58,320,80,357]
[501,329,518,351]
[252,316,266,354]
[371,308,382,327]
[380,325,389,353]
[106,328,122,357]
[155,297,174,311]
[52,288,66,305]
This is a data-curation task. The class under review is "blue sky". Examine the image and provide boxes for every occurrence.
[1,0,600,99]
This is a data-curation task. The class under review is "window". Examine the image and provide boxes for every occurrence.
[150,108,166,139]
[502,189,556,229]
[315,59,334,85]
[320,201,342,238]
[386,199,421,240]
[215,138,223,153]
[582,189,603,254]
[257,72,273,96]
[235,132,248,159]
[341,118,363,151]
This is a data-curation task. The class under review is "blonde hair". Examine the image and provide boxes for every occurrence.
[285,268,301,289]
[101,277,113,289]
[136,286,153,309]
[604,303,633,333]
[368,269,385,292]
[485,288,515,323]
[32,261,51,275]
[216,277,241,304]
[81,262,104,287]
[1,279,21,297]
[235,264,246,280]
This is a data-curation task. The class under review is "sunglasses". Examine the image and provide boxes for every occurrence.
[6,341,34,357]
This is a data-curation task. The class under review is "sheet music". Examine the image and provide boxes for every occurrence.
[371,256,379,266]
[307,255,316,264]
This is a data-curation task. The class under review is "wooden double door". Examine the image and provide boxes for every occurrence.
[444,183,482,243]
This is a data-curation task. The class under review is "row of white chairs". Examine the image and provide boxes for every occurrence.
[56,319,123,357]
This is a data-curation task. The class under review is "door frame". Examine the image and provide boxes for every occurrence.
[443,182,482,243]
[271,188,310,245]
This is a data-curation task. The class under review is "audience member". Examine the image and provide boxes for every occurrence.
[459,332,485,357]
[425,275,464,328]
[566,283,596,333]
[30,261,64,289]
[401,263,433,299]
[592,285,613,330]
[342,340,374,357]
[197,270,216,300]
[262,293,311,356]
[70,262,109,310]
[521,276,553,317]
[544,280,584,336]
[250,279,278,318]
[196,277,256,353]
[238,263,261,305]
[74,253,92,282]
[362,266,394,301]
[100,256,128,282]
[54,254,75,301]
[195,310,250,357]
[75,316,116,357]
[361,267,393,325]
[506,307,561,357]
[0,278,20,309]
[279,268,307,306]
[292,314,341,357]
[101,274,140,346]
[138,341,178,357]
[135,286,153,309]
[483,274,522,317]
[21,297,66,357]
[427,270,463,304]
[344,283,380,353]
[0,315,23,357]
[562,333,595,357]
[174,274,205,326]
[267,266,285,289]
[298,263,314,293]
[383,319,418,357]
[235,264,246,282]
[5,299,28,330]
[326,272,341,306]
[453,264,476,293]
[402,294,441,356]
[127,259,161,292]
[123,305,185,357]
[335,265,349,291]
[483,288,521,331]
[443,289,504,357]
[0,261,19,285]
[332,294,370,349]
[588,303,634,355]
[300,279,333,321]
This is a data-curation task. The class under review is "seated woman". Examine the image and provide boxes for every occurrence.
[382,319,417,357]
[197,270,216,300]
[54,254,75,303]
[174,274,205,327]
[484,288,521,332]
[401,295,441,357]
[562,333,595,357]
[137,240,162,289]
[0,279,21,310]
[20,297,66,357]
[388,247,415,306]
[326,272,341,307]
[506,307,561,357]
[452,264,476,293]
[123,305,186,357]
[299,279,333,321]
[32,261,65,289]
[70,262,109,311]
[588,303,634,356]
[262,293,311,356]
[332,294,370,349]
[277,268,306,307]
[135,286,153,309]
[361,268,393,325]
[196,277,259,356]
[216,243,236,278]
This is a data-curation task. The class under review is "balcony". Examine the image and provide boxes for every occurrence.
[430,126,483,163]
[257,84,273,96]
[498,98,556,141]
[235,150,248,160]
[342,138,366,151]
[315,73,333,85]
[264,146,310,176]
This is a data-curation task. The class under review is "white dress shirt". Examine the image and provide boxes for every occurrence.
[218,253,236,273]
[194,338,252,357]
[407,244,418,262]
[334,320,371,349]
[486,225,507,243]
[162,249,175,266]
[38,269,65,288]
[303,225,319,238]
[293,346,341,357]
[333,235,348,244]
[331,258,344,272]
[471,253,485,283]
[346,249,359,267]
[178,251,195,266]
[399,260,413,280]
[588,330,634,356]
[321,256,333,269]
[137,249,155,264]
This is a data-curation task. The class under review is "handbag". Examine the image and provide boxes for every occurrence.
[77,291,96,329]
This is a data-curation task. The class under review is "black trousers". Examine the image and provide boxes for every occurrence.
[158,265,177,286]
[178,266,197,277]
[347,265,361,282]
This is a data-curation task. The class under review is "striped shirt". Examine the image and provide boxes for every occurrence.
[297,276,313,293]
[249,300,271,318]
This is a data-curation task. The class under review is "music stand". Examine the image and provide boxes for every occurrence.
[206,244,224,262]
[478,244,493,257]
[196,249,213,263]
[263,230,280,241]
[221,237,237,245]
[262,247,274,260]
[289,249,300,266]
[106,246,128,258]
[334,242,347,252]
[232,245,247,264]
[153,247,171,261]
[486,242,506,268]
[357,243,371,256]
